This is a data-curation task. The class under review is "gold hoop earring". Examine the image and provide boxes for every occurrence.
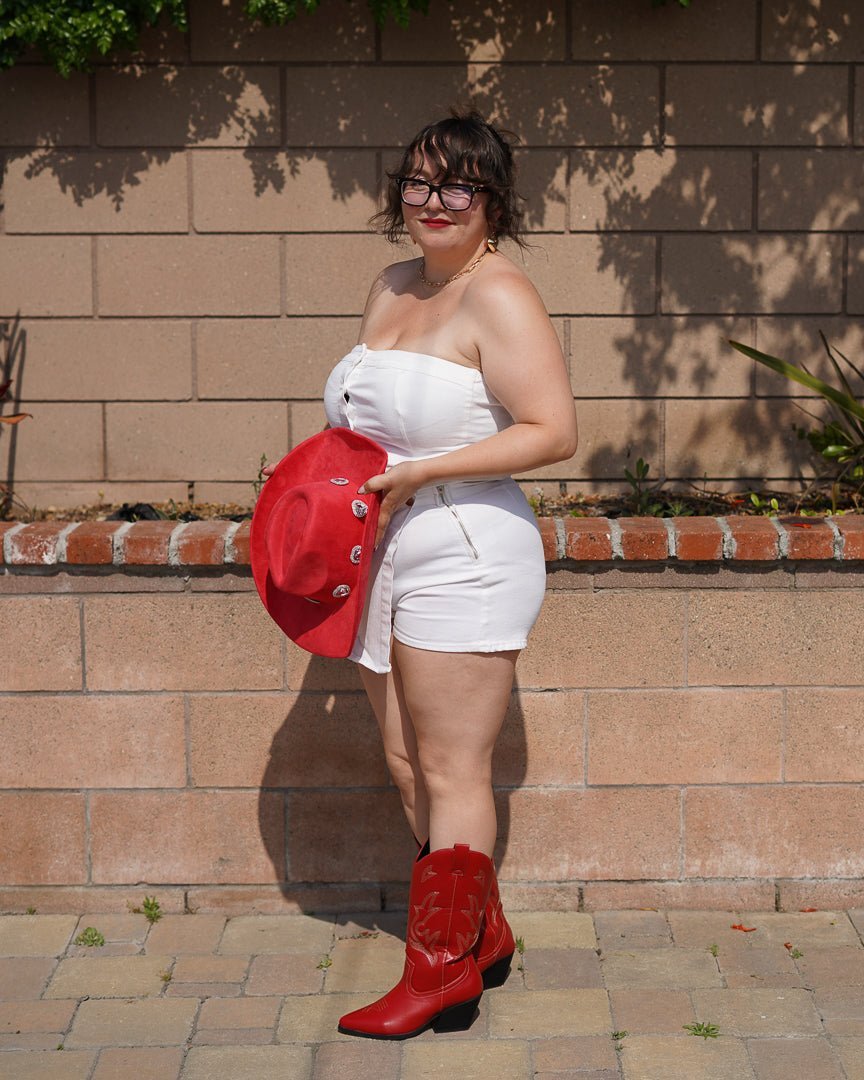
[486,235,498,253]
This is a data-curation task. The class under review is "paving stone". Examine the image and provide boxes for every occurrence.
[533,1073,619,1080]
[531,1034,619,1071]
[691,987,822,1036]
[609,989,697,1033]
[92,1046,183,1080]
[0,957,57,999]
[0,1000,75,1033]
[71,914,149,944]
[65,998,198,1047]
[488,989,611,1038]
[601,948,723,989]
[507,912,597,949]
[276,993,371,1043]
[815,987,864,1034]
[171,956,248,983]
[747,1037,845,1080]
[334,913,407,944]
[716,944,803,989]
[311,1040,402,1079]
[594,911,672,946]
[832,1037,864,1079]
[0,916,78,957]
[45,955,174,999]
[198,996,280,1029]
[180,1044,313,1079]
[797,948,864,987]
[165,981,242,998]
[324,938,405,993]
[402,1039,531,1079]
[621,1034,755,1079]
[736,912,859,948]
[218,915,333,955]
[246,953,325,996]
[190,1027,274,1045]
[66,942,142,959]
[0,1033,71,1050]
[848,909,864,936]
[144,914,227,955]
[668,911,766,947]
[0,1050,97,1079]
[523,948,604,989]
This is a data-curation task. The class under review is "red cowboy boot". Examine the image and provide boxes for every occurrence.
[473,867,516,988]
[338,843,493,1040]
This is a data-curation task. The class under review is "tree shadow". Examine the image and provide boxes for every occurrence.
[258,650,526,920]
[0,314,28,515]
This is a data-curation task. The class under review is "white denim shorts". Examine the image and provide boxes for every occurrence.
[349,477,547,673]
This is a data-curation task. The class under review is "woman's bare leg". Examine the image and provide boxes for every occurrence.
[391,642,517,857]
[359,654,429,844]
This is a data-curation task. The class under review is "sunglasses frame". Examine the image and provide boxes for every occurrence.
[396,176,490,211]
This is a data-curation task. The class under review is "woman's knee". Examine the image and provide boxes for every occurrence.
[419,751,492,796]
[383,748,420,795]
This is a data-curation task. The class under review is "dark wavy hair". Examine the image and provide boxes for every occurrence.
[371,110,527,249]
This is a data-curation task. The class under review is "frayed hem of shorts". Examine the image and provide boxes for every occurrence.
[391,632,528,655]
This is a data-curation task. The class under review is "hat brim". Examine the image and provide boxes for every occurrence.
[250,428,388,658]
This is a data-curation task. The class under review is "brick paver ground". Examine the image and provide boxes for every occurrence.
[0,908,862,1078]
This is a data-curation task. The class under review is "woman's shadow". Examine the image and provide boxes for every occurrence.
[258,650,528,936]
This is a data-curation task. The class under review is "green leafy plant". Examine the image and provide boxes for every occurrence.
[253,453,270,501]
[141,896,162,924]
[1,0,696,75]
[611,1029,629,1050]
[749,492,780,516]
[74,926,105,947]
[316,953,332,969]
[708,943,719,957]
[684,1021,720,1039]
[729,334,864,514]
[515,934,525,972]
[624,457,666,516]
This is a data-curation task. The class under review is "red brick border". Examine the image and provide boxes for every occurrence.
[0,515,861,567]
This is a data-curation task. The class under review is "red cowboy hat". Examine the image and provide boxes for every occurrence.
[250,428,388,658]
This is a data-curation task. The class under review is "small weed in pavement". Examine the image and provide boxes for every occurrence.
[684,1021,720,1039]
[75,927,105,947]
[515,936,525,972]
[160,969,172,983]
[317,954,333,970]
[611,1030,629,1051]
[708,943,719,957]
[25,906,36,914]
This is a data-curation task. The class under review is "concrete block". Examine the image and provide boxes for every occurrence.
[95,65,280,146]
[90,791,284,884]
[97,236,280,316]
[666,64,848,145]
[661,234,843,314]
[4,151,187,233]
[0,694,185,788]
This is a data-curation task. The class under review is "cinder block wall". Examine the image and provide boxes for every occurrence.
[2,0,864,509]
[2,515,864,913]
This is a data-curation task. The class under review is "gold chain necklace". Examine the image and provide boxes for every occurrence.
[419,248,488,289]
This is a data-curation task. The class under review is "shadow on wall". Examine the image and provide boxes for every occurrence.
[2,0,862,489]
[0,314,27,514]
[257,652,527,916]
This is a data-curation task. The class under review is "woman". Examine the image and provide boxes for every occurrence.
[279,111,577,1039]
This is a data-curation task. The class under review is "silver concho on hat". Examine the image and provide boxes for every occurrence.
[329,477,349,486]
[332,584,351,598]
[349,545,362,565]
[351,500,368,519]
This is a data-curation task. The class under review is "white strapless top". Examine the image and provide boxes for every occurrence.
[323,343,514,466]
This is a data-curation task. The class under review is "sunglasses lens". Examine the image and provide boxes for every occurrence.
[440,187,473,210]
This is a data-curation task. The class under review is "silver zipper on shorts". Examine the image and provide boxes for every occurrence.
[436,485,479,559]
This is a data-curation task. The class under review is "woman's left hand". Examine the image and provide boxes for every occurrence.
[359,461,424,546]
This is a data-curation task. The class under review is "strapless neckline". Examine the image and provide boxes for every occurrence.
[359,343,481,375]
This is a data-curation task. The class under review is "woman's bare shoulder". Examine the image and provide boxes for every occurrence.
[468,252,546,318]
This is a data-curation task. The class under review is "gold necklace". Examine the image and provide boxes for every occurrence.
[419,248,487,288]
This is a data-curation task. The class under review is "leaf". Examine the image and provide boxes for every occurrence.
[0,380,11,398]
[729,340,864,423]
[799,907,819,913]
[0,412,31,425]
[730,923,757,932]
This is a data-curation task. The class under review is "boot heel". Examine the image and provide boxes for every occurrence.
[482,952,514,989]
[432,995,481,1033]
